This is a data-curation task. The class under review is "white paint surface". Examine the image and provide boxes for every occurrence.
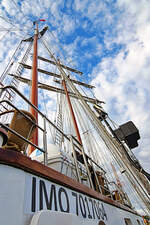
[0,164,143,225]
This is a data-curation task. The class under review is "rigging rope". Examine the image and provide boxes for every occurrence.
[0,40,23,83]
[39,68,55,144]
[122,169,149,214]
[0,30,10,42]
[11,0,29,20]
[107,116,119,129]
[72,97,116,182]
[62,79,116,184]
[0,14,33,38]
[46,30,80,77]
[38,34,150,214]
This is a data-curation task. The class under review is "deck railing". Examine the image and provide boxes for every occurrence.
[0,85,127,203]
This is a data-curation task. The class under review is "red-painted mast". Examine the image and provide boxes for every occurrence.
[62,78,82,145]
[28,22,38,155]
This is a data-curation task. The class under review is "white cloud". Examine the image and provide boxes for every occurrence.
[91,0,150,173]
[87,1,106,19]
[1,0,16,16]
[74,0,89,11]
[0,1,150,214]
[62,15,75,35]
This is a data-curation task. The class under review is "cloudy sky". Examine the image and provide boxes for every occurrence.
[0,0,150,175]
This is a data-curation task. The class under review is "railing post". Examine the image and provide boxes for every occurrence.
[43,117,48,165]
[90,161,102,193]
[79,143,95,189]
[70,136,81,183]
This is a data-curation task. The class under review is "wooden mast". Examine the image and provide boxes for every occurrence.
[62,78,82,144]
[28,22,38,155]
[57,58,82,144]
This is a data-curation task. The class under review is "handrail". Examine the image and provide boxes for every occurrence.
[71,135,106,173]
[0,86,89,153]
[0,86,87,161]
[0,123,44,152]
[0,86,69,140]
[0,100,44,131]
[0,85,117,199]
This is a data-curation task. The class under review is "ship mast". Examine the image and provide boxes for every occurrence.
[62,78,82,144]
[26,20,47,155]
[28,22,39,155]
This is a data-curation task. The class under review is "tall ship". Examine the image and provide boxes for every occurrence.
[0,20,150,225]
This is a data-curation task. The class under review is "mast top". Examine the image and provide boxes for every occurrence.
[33,19,46,25]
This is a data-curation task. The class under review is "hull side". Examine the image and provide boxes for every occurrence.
[0,149,143,225]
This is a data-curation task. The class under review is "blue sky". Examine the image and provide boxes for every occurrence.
[0,0,150,176]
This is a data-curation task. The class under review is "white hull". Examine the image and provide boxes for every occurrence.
[0,163,143,225]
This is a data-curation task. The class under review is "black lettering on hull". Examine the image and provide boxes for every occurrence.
[58,187,70,213]
[79,195,86,218]
[39,180,58,211]
[72,192,79,215]
[101,203,107,221]
[30,177,108,221]
[94,200,100,219]
[85,197,92,219]
[89,198,95,219]
[31,177,36,212]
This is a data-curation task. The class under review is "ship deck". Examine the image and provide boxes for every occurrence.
[0,148,139,216]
